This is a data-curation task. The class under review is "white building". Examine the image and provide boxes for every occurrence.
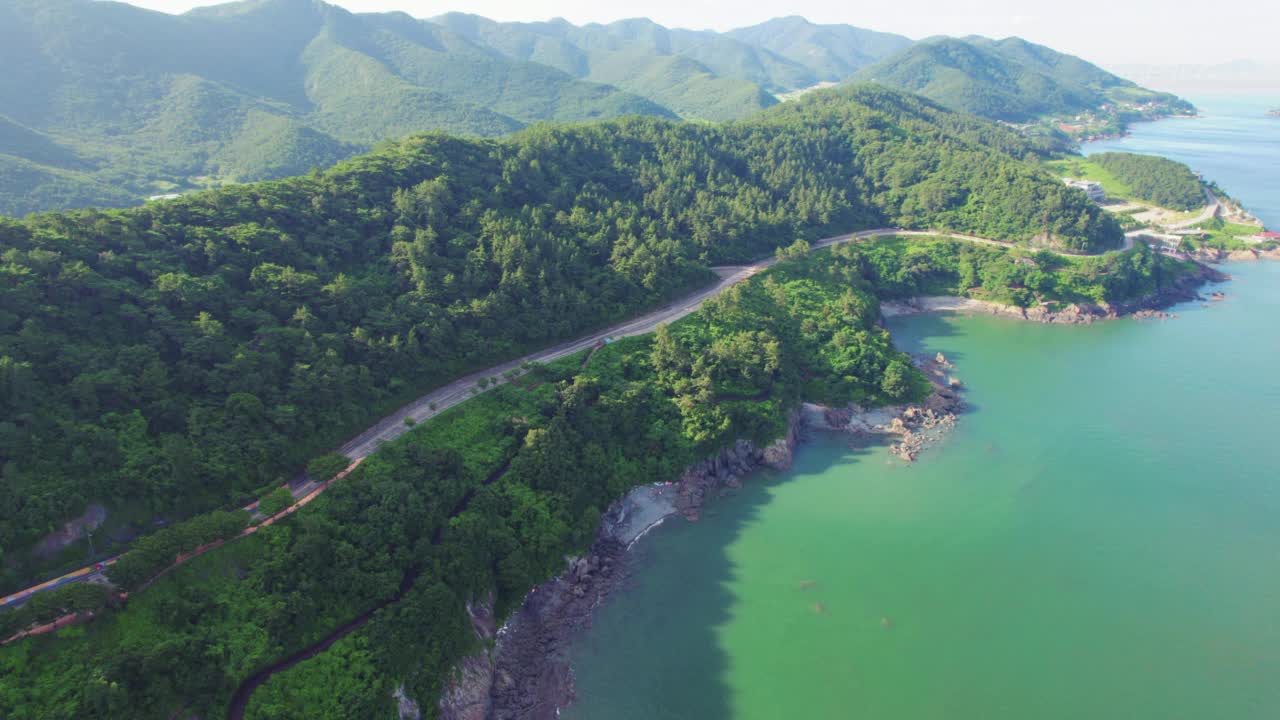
[1063,179,1106,203]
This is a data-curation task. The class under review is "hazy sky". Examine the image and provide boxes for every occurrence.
[121,0,1279,67]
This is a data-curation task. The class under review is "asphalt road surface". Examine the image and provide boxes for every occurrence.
[3,227,1131,611]
[334,227,1122,460]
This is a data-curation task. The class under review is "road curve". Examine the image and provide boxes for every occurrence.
[1,227,1130,612]
[1169,189,1221,230]
[335,227,1128,460]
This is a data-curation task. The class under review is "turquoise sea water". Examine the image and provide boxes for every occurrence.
[1085,94,1280,225]
[564,97,1280,719]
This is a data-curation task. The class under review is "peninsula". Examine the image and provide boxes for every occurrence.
[0,83,1237,718]
[0,51,1250,720]
[1048,151,1278,263]
[1,2,1276,719]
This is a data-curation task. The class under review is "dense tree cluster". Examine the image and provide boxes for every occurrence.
[844,235,1188,308]
[850,36,1195,129]
[0,85,1122,590]
[105,510,250,591]
[0,582,117,642]
[0,243,928,719]
[0,233,1197,719]
[1091,152,1205,211]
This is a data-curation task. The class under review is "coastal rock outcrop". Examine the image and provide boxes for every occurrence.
[881,261,1229,326]
[1192,245,1280,264]
[1110,261,1230,315]
[438,413,803,720]
[437,348,979,720]
[805,354,966,462]
[674,414,800,522]
[438,355,974,720]
[881,296,1110,324]
[437,597,498,720]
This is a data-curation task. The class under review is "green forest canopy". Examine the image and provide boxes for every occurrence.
[1089,152,1206,211]
[0,233,1197,719]
[0,85,1125,590]
[0,0,1188,217]
[0,1,915,216]
[850,36,1193,124]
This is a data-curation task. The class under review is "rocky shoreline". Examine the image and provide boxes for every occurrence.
[435,357,965,720]
[881,261,1230,325]
[1189,245,1280,265]
[431,256,1232,718]
[802,354,965,462]
[435,419,802,720]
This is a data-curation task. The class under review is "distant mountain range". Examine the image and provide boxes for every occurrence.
[0,0,1186,216]
[431,14,912,120]
[851,36,1194,123]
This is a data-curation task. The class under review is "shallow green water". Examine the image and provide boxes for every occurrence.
[564,104,1280,719]
[566,267,1280,719]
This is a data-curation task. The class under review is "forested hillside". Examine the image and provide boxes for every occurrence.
[435,13,912,112]
[727,16,913,80]
[0,0,670,216]
[433,15,788,120]
[0,84,1121,588]
[0,0,916,216]
[0,232,1194,719]
[1090,152,1206,210]
[851,36,1194,125]
[0,0,1193,217]
[0,236,926,718]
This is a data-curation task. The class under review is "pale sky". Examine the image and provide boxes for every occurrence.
[119,0,1280,67]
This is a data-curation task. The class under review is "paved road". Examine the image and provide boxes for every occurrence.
[335,227,1129,461]
[2,227,1132,614]
[1169,189,1221,230]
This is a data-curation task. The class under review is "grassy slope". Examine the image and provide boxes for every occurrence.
[1189,218,1270,250]
[1045,157,1136,200]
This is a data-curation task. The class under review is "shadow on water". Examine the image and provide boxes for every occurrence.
[564,432,885,720]
[885,310,963,358]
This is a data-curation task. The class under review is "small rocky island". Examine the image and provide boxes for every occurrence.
[1268,109,1280,118]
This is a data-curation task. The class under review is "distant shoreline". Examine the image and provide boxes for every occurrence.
[1077,112,1202,145]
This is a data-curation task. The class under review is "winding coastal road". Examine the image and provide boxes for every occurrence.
[335,227,1129,460]
[1169,189,1221,230]
[1,227,1131,613]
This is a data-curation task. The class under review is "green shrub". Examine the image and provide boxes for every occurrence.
[307,453,351,483]
[257,487,295,517]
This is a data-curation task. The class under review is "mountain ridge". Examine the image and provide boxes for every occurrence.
[0,0,676,215]
[0,0,1189,216]
[850,35,1195,133]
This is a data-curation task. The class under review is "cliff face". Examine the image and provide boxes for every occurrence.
[675,418,801,522]
[435,598,498,720]
[436,412,802,720]
[434,371,969,719]
[435,651,496,720]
